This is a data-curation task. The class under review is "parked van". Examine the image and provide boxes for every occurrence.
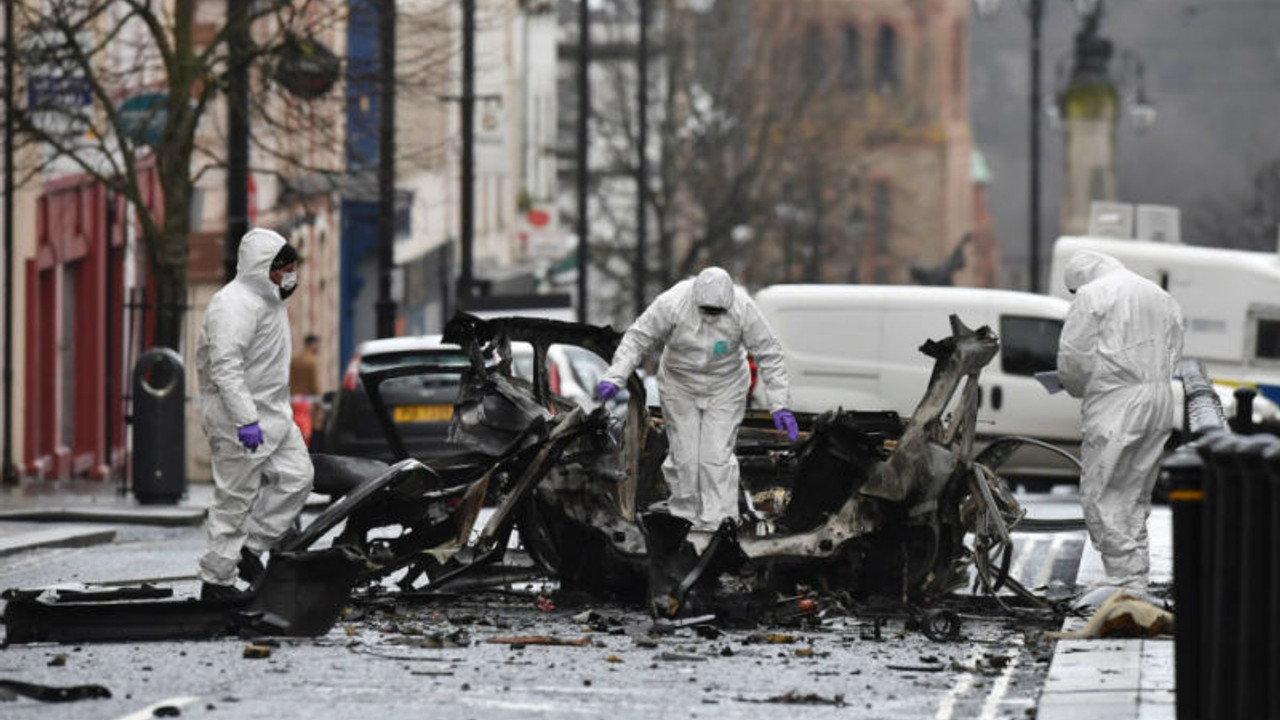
[1051,236,1280,423]
[754,284,1082,482]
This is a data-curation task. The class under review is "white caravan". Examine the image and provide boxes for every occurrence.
[1050,236,1280,420]
[754,285,1083,482]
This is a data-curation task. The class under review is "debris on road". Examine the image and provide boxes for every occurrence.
[243,644,272,659]
[744,690,846,706]
[488,635,591,646]
[0,679,112,703]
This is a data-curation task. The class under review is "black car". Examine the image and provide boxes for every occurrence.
[317,335,473,462]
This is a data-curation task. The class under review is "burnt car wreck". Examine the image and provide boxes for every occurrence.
[3,312,1049,644]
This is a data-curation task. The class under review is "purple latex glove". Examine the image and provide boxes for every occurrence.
[237,422,264,451]
[772,409,799,443]
[596,380,620,401]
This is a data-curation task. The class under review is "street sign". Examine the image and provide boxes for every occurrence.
[117,92,169,147]
[27,75,91,110]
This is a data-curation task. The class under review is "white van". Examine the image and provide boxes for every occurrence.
[754,284,1082,481]
[1051,236,1280,418]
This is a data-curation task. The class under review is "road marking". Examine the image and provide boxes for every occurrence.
[935,645,986,720]
[113,695,200,720]
[0,547,81,578]
[1032,534,1068,590]
[1007,536,1042,588]
[979,636,1023,720]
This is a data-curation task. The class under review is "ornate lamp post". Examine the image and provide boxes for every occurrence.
[972,0,1100,293]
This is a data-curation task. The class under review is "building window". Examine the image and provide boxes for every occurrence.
[840,25,862,92]
[875,24,899,94]
[802,23,824,83]
[873,180,892,252]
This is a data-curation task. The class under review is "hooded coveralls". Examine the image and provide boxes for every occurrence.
[195,228,314,586]
[1057,251,1184,591]
[601,268,791,530]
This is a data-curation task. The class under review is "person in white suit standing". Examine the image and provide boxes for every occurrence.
[195,228,313,600]
[597,267,798,532]
[1057,251,1184,592]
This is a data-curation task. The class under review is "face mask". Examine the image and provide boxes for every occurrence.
[279,271,298,299]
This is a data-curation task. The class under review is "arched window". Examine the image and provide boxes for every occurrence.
[802,22,825,83]
[840,25,862,92]
[875,23,899,94]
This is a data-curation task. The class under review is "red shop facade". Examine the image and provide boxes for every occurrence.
[24,169,161,480]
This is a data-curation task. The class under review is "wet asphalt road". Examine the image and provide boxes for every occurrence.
[0,490,1092,719]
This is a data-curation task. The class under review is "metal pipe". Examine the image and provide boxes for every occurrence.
[1028,0,1042,293]
[375,0,397,337]
[634,0,650,316]
[575,0,590,323]
[225,0,250,282]
[459,0,475,306]
[3,0,17,486]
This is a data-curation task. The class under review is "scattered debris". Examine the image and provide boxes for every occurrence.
[488,635,591,647]
[741,690,846,706]
[0,679,111,703]
[658,652,706,662]
[744,633,795,644]
[386,630,470,649]
[243,645,272,659]
[604,654,623,663]
[632,634,659,648]
[886,664,947,673]
[47,654,67,667]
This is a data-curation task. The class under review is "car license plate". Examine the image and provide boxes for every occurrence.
[393,404,453,422]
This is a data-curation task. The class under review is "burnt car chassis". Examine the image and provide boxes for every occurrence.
[3,313,1066,644]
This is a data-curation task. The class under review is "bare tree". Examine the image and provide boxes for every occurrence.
[12,0,455,348]
[582,0,870,321]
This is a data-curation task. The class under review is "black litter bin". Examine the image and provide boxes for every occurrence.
[132,348,187,504]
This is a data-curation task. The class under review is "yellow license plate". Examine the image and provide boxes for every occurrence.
[393,404,453,422]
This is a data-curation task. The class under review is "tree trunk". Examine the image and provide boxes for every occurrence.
[151,250,188,351]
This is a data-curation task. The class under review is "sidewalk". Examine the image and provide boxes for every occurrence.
[0,478,212,556]
[1037,507,1175,720]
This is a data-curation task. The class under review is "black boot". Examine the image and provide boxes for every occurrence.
[238,548,265,584]
[200,582,247,601]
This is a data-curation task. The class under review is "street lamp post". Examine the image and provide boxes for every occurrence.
[3,0,17,486]
[575,0,590,324]
[973,0,1100,293]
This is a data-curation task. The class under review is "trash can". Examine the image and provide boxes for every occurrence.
[131,348,187,504]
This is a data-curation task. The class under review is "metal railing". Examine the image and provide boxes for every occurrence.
[1164,360,1278,720]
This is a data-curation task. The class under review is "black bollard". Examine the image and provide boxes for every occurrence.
[1231,386,1256,434]
[1165,444,1206,720]
[1265,442,1280,720]
[1231,435,1276,718]
[1204,434,1244,720]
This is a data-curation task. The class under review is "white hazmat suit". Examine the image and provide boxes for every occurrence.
[195,228,314,587]
[1057,251,1184,591]
[601,268,791,530]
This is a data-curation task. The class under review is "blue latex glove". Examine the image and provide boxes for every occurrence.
[772,409,799,443]
[596,380,620,402]
[237,422,264,451]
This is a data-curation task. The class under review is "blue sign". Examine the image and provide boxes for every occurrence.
[27,75,91,109]
[117,92,169,147]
